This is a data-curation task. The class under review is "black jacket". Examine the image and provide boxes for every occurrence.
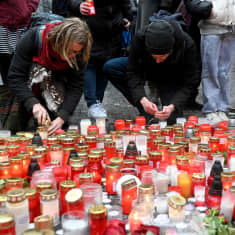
[127,21,200,112]
[184,0,212,20]
[67,0,133,63]
[7,27,85,123]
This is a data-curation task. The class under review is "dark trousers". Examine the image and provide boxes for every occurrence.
[0,54,13,85]
[103,57,183,124]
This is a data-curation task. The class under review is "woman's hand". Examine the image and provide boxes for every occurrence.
[33,103,51,125]
[48,117,65,136]
[140,97,158,115]
[154,104,175,120]
[80,2,90,15]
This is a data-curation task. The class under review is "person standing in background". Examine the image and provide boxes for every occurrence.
[68,0,133,119]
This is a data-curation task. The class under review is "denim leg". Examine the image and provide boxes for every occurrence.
[84,64,97,107]
[201,35,221,113]
[217,34,235,111]
[95,66,108,103]
[103,57,136,106]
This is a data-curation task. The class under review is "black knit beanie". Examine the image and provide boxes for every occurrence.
[145,21,175,55]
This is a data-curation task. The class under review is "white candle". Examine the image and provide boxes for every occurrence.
[155,196,168,214]
[156,173,169,193]
[230,156,235,171]
[63,219,88,235]
[96,118,106,135]
[80,119,91,136]
[50,150,63,165]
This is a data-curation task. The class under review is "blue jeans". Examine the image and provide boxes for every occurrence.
[201,34,235,113]
[84,63,108,107]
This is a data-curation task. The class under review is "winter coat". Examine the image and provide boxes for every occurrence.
[127,21,201,112]
[0,0,39,28]
[7,27,85,123]
[52,0,68,17]
[67,0,133,63]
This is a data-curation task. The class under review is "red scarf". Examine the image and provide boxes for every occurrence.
[33,22,69,71]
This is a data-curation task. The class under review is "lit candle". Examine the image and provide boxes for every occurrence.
[0,148,8,163]
[121,179,137,214]
[37,126,48,145]
[9,156,22,177]
[96,118,106,135]
[221,172,235,192]
[50,145,63,165]
[177,171,192,199]
[129,211,142,233]
[106,163,120,194]
[168,195,186,223]
[80,119,91,136]
[17,152,30,178]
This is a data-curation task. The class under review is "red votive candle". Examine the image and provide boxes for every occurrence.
[192,173,206,195]
[85,136,97,150]
[104,139,116,164]
[9,156,22,177]
[148,151,162,168]
[121,178,137,214]
[65,188,84,212]
[89,205,107,235]
[106,163,120,195]
[87,125,99,137]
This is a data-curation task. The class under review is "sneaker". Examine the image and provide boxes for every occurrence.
[88,102,107,118]
[217,111,228,121]
[205,112,221,125]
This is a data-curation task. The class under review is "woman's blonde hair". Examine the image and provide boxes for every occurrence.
[48,17,92,70]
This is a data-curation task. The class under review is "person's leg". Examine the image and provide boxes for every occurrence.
[201,35,221,114]
[135,0,160,33]
[84,64,97,107]
[217,34,235,113]
[0,54,12,85]
[95,65,108,103]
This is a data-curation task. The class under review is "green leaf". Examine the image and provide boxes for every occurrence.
[146,231,155,235]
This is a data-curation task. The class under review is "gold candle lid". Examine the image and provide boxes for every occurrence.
[104,139,115,148]
[0,148,7,156]
[121,178,137,190]
[148,151,162,159]
[110,157,123,165]
[85,135,96,143]
[63,146,75,153]
[9,156,22,164]
[36,182,53,193]
[79,173,93,182]
[5,177,23,186]
[138,183,154,194]
[90,148,102,156]
[139,129,149,136]
[47,136,59,145]
[40,189,57,201]
[17,152,30,160]
[209,136,219,143]
[106,163,120,173]
[25,188,37,200]
[75,144,89,152]
[61,137,74,144]
[50,144,62,151]
[0,161,10,169]
[192,173,205,180]
[221,172,235,181]
[169,195,186,209]
[70,157,84,164]
[122,159,135,166]
[65,188,83,203]
[35,146,48,154]
[89,205,107,219]
[150,128,161,135]
[158,143,170,150]
[0,213,14,229]
[88,153,102,162]
[7,188,25,203]
[190,136,200,144]
[60,180,76,191]
[7,144,20,152]
[37,126,48,132]
[176,155,189,164]
[34,215,54,230]
[153,136,165,144]
[22,229,43,235]
[135,156,149,165]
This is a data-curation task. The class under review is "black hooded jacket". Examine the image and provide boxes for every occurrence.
[67,0,133,63]
[127,21,201,112]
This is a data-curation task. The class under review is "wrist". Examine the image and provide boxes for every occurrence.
[140,97,148,105]
[169,104,175,112]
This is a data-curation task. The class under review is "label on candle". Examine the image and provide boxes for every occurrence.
[16,215,29,225]
[149,161,153,167]
[220,138,226,144]
[165,136,170,143]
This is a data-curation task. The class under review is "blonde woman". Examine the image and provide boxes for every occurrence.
[8,18,92,135]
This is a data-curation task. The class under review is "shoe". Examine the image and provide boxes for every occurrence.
[88,102,107,118]
[184,101,203,110]
[217,111,228,121]
[205,112,221,125]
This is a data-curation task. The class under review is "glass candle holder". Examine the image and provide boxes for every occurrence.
[89,205,107,235]
[209,137,220,153]
[61,137,75,149]
[59,180,77,215]
[9,156,23,177]
[200,131,211,145]
[85,136,97,150]
[47,136,59,147]
[25,188,40,223]
[86,154,103,184]
[34,215,54,231]
[35,146,48,163]
[158,143,170,161]
[192,173,205,195]
[7,145,20,158]
[96,119,106,135]
[31,170,56,190]
[156,172,169,194]
[62,211,88,235]
[135,156,149,178]
[155,195,168,214]
[120,168,137,177]
[177,171,192,199]
[40,189,59,226]
[138,183,155,207]
[17,152,30,178]
[79,173,94,186]
[148,151,162,168]
[152,136,165,151]
[0,161,11,179]
[37,126,48,145]
[36,182,53,197]
[149,128,161,141]
[0,148,8,163]
[6,189,29,235]
[189,137,200,154]
[80,183,102,212]
[122,159,135,169]
[121,178,137,215]
[221,172,235,192]
[141,170,158,194]
[176,155,189,172]
[106,163,120,195]
[168,195,186,223]
[7,137,20,146]
[0,213,15,235]
[230,155,235,172]
[5,177,23,192]
[71,162,85,180]
[65,188,84,213]
[63,146,75,166]
[50,145,63,165]
[167,149,179,165]
[227,145,235,168]
[194,185,205,207]
[104,140,116,164]
[25,144,37,156]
